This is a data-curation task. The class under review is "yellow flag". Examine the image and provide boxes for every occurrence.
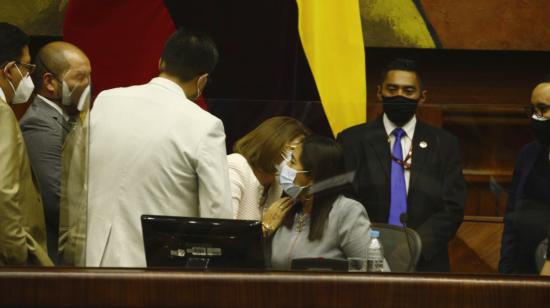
[295,0,366,136]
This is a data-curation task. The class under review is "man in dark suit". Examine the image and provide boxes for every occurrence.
[337,58,465,272]
[499,79,550,274]
[20,42,91,264]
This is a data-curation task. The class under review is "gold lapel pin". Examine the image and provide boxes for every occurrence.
[419,141,428,149]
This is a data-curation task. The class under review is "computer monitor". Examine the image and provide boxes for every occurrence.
[141,215,266,269]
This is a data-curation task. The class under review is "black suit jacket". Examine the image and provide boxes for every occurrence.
[337,117,465,272]
[499,142,550,274]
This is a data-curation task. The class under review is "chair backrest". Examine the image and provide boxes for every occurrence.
[535,238,548,272]
[370,223,422,272]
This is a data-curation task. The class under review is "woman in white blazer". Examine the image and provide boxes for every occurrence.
[227,116,310,221]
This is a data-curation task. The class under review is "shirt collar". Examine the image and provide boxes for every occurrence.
[383,113,417,140]
[37,94,70,122]
[0,87,6,103]
[150,77,187,98]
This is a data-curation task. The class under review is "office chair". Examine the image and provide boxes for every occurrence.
[535,238,548,273]
[371,223,422,272]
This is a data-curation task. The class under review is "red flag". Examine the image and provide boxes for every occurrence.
[64,0,186,103]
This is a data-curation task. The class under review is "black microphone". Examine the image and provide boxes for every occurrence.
[400,213,415,271]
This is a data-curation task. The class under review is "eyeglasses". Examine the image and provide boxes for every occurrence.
[16,62,36,75]
[525,103,550,118]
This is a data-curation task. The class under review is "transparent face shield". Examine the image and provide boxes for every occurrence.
[59,69,91,108]
[58,77,91,266]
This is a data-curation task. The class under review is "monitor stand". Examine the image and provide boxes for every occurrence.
[186,257,210,269]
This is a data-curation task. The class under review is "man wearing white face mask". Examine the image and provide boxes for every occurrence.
[0,22,52,266]
[86,29,232,267]
[19,41,91,264]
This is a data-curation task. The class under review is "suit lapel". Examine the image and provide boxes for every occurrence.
[35,96,73,134]
[408,121,434,200]
[59,117,73,135]
[367,118,391,180]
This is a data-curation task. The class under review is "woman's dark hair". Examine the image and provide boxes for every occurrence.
[282,135,347,241]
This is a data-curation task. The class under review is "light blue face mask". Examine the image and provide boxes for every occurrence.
[275,151,292,174]
[278,163,309,199]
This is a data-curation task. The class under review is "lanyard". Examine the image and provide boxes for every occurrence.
[391,146,412,170]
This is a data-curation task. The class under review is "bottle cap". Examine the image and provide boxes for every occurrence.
[370,230,380,238]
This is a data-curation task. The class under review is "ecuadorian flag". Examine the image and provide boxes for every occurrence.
[295,0,367,136]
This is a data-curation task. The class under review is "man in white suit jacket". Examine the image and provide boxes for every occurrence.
[86,29,233,267]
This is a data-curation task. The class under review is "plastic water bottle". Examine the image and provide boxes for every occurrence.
[367,230,384,272]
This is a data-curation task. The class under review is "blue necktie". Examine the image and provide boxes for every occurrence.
[389,128,407,226]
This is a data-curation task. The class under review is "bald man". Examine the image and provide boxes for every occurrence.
[499,79,550,274]
[20,41,91,264]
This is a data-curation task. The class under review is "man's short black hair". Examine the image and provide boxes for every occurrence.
[160,28,219,82]
[0,22,29,68]
[380,58,423,88]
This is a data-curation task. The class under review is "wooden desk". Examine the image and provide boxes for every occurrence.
[1,268,549,307]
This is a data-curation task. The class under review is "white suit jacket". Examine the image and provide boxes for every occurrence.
[86,77,232,267]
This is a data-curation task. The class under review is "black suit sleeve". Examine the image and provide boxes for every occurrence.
[498,145,529,273]
[415,134,465,261]
[337,130,366,202]
[337,130,360,174]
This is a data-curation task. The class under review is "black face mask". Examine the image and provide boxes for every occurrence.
[382,95,418,127]
[531,118,550,146]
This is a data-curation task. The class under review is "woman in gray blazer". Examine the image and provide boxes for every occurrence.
[265,135,375,270]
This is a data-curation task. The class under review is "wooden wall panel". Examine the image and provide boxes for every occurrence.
[450,217,505,273]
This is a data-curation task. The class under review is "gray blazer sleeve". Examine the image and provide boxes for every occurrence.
[336,198,371,259]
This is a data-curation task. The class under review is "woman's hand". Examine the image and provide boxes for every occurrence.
[262,197,293,237]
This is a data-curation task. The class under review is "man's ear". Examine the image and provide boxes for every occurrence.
[418,89,427,104]
[2,61,16,79]
[198,73,208,85]
[43,73,57,93]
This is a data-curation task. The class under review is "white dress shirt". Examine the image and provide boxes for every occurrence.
[383,114,417,193]
[37,95,70,122]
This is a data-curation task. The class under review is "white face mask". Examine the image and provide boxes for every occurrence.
[76,84,91,112]
[7,65,34,105]
[279,163,309,199]
[61,79,81,107]
[59,69,90,107]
